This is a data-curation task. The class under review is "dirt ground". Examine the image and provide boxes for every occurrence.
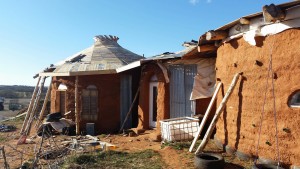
[0,123,254,169]
[0,110,254,169]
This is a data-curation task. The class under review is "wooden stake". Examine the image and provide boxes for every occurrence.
[1,146,9,169]
[20,76,41,134]
[119,86,140,133]
[189,82,222,152]
[75,76,80,135]
[36,77,53,128]
[206,30,228,41]
[195,73,241,154]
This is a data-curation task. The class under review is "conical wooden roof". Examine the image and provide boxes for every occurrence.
[52,35,143,76]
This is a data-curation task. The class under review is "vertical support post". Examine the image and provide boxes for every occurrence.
[195,73,241,154]
[75,76,80,135]
[20,76,41,134]
[36,77,53,128]
[189,82,222,152]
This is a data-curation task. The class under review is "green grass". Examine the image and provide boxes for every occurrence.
[161,141,192,150]
[61,149,166,169]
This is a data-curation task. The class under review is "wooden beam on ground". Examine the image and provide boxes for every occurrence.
[36,77,53,128]
[119,86,140,133]
[239,17,250,25]
[263,3,286,23]
[75,76,80,135]
[20,76,41,134]
[195,73,241,154]
[206,30,228,41]
[189,82,223,152]
[197,44,217,53]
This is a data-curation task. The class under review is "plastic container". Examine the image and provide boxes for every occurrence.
[160,117,200,142]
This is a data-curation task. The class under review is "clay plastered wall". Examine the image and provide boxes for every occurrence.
[215,29,300,165]
[137,63,169,131]
[51,74,120,134]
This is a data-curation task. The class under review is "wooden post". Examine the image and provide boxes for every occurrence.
[25,76,46,136]
[20,76,41,134]
[119,86,140,133]
[197,44,217,53]
[206,30,228,41]
[189,82,222,152]
[75,76,80,135]
[36,77,53,128]
[1,146,9,169]
[195,73,241,154]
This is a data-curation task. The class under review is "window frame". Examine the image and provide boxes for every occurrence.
[81,85,98,120]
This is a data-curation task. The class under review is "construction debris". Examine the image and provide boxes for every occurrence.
[0,124,16,132]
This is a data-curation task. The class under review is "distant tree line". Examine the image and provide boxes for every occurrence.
[0,85,47,98]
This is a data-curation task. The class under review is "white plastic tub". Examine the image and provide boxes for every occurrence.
[160,117,200,142]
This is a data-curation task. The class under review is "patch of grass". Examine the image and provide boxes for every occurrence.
[61,149,165,169]
[161,141,192,150]
[0,135,7,142]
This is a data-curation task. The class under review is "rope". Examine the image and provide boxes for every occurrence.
[254,21,281,166]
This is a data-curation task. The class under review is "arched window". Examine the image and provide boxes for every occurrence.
[82,85,98,120]
[289,90,300,108]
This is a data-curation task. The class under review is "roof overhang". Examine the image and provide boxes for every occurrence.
[116,60,141,73]
[39,69,117,77]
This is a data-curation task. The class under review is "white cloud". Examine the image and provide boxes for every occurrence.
[189,0,199,5]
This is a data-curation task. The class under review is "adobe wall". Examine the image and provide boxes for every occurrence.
[215,29,300,166]
[137,63,169,131]
[137,62,214,139]
[51,74,121,134]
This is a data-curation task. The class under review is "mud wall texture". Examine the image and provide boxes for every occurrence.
[215,29,300,166]
[137,63,169,131]
[50,74,121,134]
[137,61,214,137]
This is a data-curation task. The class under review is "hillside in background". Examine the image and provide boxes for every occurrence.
[0,85,47,98]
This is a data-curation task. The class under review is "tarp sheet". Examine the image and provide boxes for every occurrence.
[190,58,216,100]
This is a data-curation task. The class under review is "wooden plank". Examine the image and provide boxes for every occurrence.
[195,73,241,154]
[36,77,53,128]
[206,30,228,41]
[119,86,140,133]
[20,76,41,134]
[75,76,80,135]
[189,82,222,152]
[24,76,46,136]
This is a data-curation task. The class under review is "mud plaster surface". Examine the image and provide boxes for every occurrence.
[51,74,121,134]
[215,29,300,166]
[137,63,214,136]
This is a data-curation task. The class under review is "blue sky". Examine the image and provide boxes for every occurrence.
[0,0,288,86]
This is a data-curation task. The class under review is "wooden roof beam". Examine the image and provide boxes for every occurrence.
[239,17,250,25]
[263,3,286,23]
[206,30,228,41]
[197,44,217,53]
